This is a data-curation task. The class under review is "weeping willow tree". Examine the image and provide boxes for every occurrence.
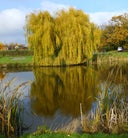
[25,8,101,66]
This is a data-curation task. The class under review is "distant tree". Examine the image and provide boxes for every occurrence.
[0,42,4,50]
[101,13,128,51]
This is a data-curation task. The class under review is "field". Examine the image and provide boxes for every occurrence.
[0,56,32,68]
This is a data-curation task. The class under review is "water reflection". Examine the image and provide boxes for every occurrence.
[30,66,99,117]
[0,64,128,135]
[98,64,128,97]
[0,71,6,80]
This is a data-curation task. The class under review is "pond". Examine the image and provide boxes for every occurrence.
[0,64,128,135]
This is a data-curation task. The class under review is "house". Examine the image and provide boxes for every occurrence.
[16,45,28,50]
[8,44,28,50]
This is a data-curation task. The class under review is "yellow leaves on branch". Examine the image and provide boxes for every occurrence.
[25,8,101,66]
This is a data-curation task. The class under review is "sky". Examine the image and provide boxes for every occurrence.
[0,0,128,44]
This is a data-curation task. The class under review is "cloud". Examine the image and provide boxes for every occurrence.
[89,11,128,26]
[0,9,26,43]
[41,0,70,14]
[0,1,70,44]
[0,1,128,44]
[40,1,128,26]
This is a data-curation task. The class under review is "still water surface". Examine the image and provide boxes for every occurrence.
[1,64,128,134]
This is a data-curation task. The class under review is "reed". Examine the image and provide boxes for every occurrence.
[0,78,29,137]
[82,65,128,134]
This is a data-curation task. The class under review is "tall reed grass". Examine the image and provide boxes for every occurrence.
[82,64,128,134]
[0,78,30,137]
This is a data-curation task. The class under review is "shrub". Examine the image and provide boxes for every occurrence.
[0,50,33,57]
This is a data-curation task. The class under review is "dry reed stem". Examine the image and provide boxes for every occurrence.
[0,78,30,137]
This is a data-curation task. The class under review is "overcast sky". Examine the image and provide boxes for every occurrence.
[1,0,128,44]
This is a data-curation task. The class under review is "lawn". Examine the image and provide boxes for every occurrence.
[0,56,32,65]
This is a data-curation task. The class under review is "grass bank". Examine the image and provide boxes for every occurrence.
[97,51,128,64]
[0,50,128,67]
[0,56,32,68]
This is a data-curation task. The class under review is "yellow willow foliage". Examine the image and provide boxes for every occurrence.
[85,23,101,59]
[25,8,101,66]
[54,8,91,65]
[26,11,60,66]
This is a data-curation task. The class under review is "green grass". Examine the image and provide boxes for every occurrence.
[20,132,128,138]
[20,123,128,138]
[0,135,5,138]
[0,56,32,64]
[98,50,128,58]
[0,51,128,66]
[0,56,33,68]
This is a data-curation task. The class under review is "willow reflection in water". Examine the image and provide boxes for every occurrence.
[30,66,99,118]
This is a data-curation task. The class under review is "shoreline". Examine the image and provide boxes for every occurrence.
[0,50,128,68]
